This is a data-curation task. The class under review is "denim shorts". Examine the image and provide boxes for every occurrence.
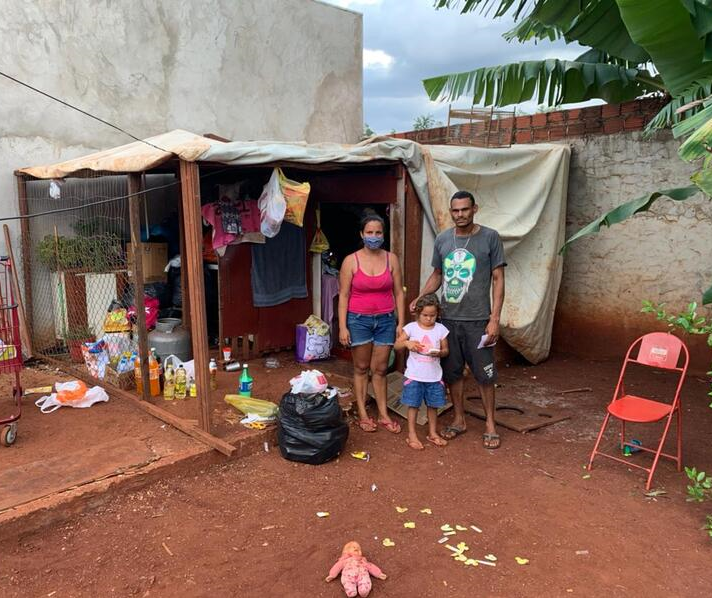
[347,312,396,347]
[401,378,447,409]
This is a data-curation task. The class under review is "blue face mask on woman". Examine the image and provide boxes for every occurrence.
[363,236,384,250]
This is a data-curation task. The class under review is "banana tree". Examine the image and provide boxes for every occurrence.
[425,0,712,303]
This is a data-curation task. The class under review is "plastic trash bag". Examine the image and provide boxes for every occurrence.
[224,395,279,419]
[278,168,310,227]
[295,316,330,363]
[309,209,329,253]
[289,369,328,394]
[258,168,287,238]
[36,384,109,413]
[277,389,349,464]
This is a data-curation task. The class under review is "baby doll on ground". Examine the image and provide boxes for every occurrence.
[325,541,387,597]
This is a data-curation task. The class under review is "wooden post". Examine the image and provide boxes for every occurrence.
[177,188,191,330]
[403,173,423,310]
[179,160,212,433]
[3,225,32,357]
[15,175,34,346]
[128,174,151,400]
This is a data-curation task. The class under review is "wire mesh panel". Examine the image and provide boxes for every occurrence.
[20,172,180,386]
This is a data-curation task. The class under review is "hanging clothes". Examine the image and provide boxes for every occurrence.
[202,201,265,257]
[321,273,340,337]
[251,222,307,307]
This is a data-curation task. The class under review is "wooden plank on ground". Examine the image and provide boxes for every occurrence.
[375,371,452,426]
[463,396,571,433]
[0,437,155,511]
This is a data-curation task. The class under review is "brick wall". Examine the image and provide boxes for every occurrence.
[393,97,667,145]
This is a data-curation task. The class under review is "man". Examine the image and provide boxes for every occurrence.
[410,191,506,449]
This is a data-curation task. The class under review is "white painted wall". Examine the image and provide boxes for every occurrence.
[554,130,712,364]
[0,0,363,253]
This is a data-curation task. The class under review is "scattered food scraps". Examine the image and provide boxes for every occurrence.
[484,554,497,561]
[582,474,591,480]
[515,557,529,565]
[403,521,416,529]
[444,531,457,536]
[420,508,432,514]
[477,560,496,567]
[575,550,589,556]
[396,506,408,513]
[351,451,370,462]
[470,525,482,533]
[316,512,330,518]
[440,524,454,532]
[454,554,467,562]
[382,538,395,547]
[456,542,469,552]
[445,545,459,553]
[455,525,467,531]
[464,559,479,567]
[371,484,378,492]
[438,537,449,544]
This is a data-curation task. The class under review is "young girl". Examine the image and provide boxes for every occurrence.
[394,294,450,450]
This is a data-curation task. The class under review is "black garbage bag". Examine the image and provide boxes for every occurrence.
[277,390,349,465]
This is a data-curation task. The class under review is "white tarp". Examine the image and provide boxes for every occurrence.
[200,137,570,363]
[21,132,569,362]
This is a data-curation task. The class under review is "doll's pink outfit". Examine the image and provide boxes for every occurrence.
[328,554,384,597]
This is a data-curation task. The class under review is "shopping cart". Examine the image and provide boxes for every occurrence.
[0,256,23,446]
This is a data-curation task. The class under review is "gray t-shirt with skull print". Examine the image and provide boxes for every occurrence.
[431,225,506,321]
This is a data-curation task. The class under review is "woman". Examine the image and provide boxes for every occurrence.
[339,212,405,433]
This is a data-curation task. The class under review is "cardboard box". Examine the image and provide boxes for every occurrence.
[127,242,168,283]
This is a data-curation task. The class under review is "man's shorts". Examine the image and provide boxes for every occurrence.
[440,319,498,385]
[347,312,396,347]
[400,378,447,409]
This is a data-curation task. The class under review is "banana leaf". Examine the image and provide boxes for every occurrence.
[559,186,699,254]
[423,59,655,106]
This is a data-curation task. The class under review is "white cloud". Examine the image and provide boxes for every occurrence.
[363,48,394,70]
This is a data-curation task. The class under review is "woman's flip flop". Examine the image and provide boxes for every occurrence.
[357,418,377,432]
[378,419,401,434]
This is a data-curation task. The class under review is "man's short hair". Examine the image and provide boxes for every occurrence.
[450,190,476,207]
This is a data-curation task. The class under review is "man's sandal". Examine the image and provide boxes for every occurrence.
[482,433,501,449]
[440,425,467,440]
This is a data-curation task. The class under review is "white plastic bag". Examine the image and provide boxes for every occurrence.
[163,355,195,381]
[289,369,329,394]
[258,168,287,238]
[35,385,109,413]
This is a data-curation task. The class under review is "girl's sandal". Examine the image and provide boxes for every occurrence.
[405,437,424,450]
[357,418,377,432]
[426,435,448,447]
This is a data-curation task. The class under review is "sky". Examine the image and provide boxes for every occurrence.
[321,0,585,133]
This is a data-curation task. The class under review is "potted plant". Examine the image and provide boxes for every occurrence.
[63,326,95,363]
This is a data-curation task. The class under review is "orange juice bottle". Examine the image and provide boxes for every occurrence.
[149,347,161,397]
[133,353,143,394]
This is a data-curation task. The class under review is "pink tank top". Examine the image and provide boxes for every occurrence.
[348,252,396,315]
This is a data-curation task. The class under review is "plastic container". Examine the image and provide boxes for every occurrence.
[149,348,161,397]
[209,358,218,390]
[175,365,187,400]
[239,364,253,397]
[133,353,143,394]
[163,364,175,400]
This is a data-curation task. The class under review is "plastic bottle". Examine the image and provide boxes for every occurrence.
[163,364,175,400]
[133,353,143,394]
[209,357,218,390]
[149,348,161,397]
[239,363,253,397]
[189,377,197,398]
[175,365,187,400]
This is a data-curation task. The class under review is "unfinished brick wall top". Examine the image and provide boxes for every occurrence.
[393,97,667,145]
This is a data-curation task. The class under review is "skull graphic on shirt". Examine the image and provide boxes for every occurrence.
[443,248,476,303]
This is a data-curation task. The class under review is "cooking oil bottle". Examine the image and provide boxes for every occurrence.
[175,365,187,400]
[163,364,175,400]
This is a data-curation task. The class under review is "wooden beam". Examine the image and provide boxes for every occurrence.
[177,188,191,330]
[15,175,34,348]
[41,354,235,456]
[403,173,423,310]
[179,160,212,433]
[128,174,151,400]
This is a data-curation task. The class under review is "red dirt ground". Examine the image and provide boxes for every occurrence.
[1,353,711,597]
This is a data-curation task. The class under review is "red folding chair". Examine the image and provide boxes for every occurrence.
[588,332,689,490]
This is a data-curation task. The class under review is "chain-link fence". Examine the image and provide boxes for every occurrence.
[21,172,180,387]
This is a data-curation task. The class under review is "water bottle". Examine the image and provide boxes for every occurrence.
[239,363,253,397]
